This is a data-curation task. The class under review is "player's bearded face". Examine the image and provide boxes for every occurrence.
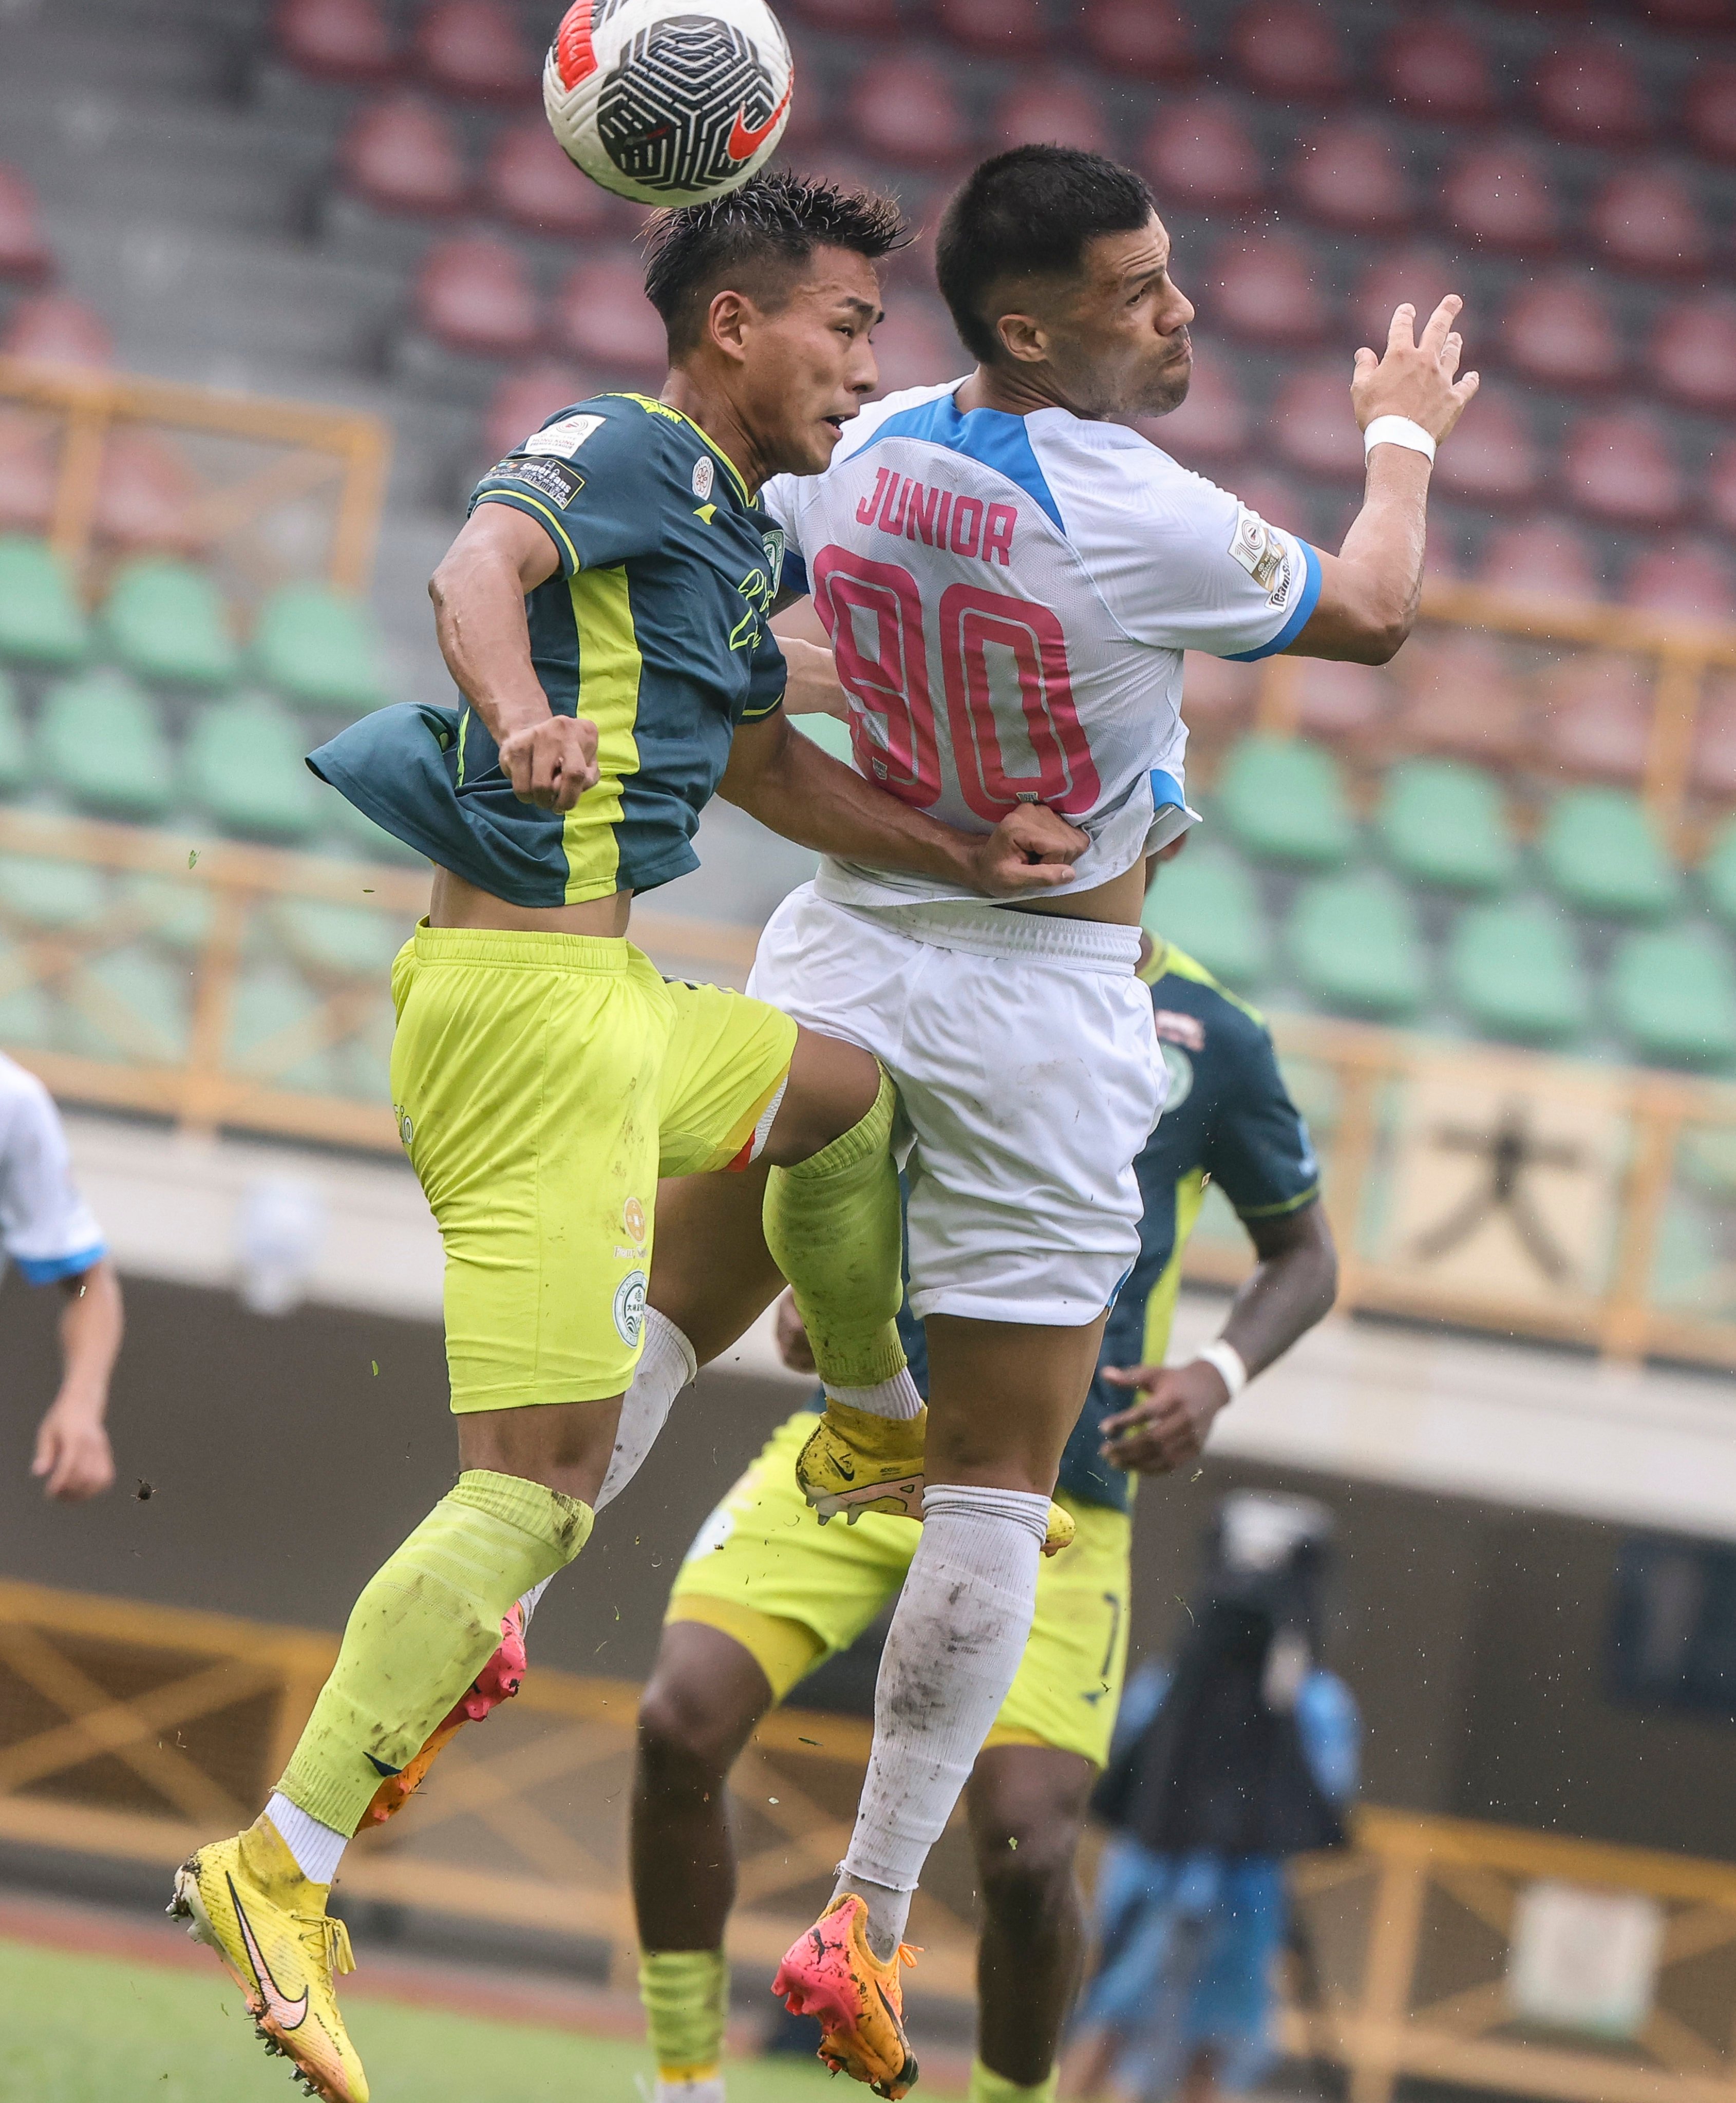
[738,249,883,478]
[1045,215,1196,421]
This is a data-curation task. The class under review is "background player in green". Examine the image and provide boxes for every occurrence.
[624,840,1339,2103]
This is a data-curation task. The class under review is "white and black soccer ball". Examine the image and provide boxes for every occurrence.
[544,0,795,209]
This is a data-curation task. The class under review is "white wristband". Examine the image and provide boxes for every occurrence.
[1363,414,1436,464]
[1194,1339,1248,1400]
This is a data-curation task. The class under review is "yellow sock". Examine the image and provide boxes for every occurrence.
[763,1068,906,1389]
[640,1947,728,2083]
[967,2060,1059,2103]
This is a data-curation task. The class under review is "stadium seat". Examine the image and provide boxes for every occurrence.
[867,301,959,397]
[274,0,394,84]
[1561,411,1683,528]
[1293,658,1394,751]
[1647,0,1735,27]
[1290,871,1426,1022]
[1686,61,1736,162]
[1289,119,1411,234]
[482,360,599,462]
[1228,2,1348,102]
[1533,43,1651,147]
[119,871,214,953]
[1143,835,1270,993]
[102,557,239,689]
[1610,926,1736,1071]
[273,897,407,981]
[0,412,54,537]
[1213,735,1354,870]
[1534,653,1653,788]
[0,852,107,932]
[1138,356,1247,467]
[1272,364,1360,482]
[990,80,1109,157]
[0,670,26,797]
[37,669,175,822]
[1624,541,1736,622]
[1502,275,1624,391]
[1378,758,1517,896]
[1080,0,1194,81]
[1588,167,1711,279]
[1475,518,1601,602]
[0,293,112,368]
[936,0,1047,58]
[1139,99,1265,214]
[483,117,615,238]
[550,254,668,381]
[225,963,339,1095]
[1693,678,1736,804]
[1708,441,1736,540]
[848,57,975,172]
[338,95,468,217]
[1430,386,1541,507]
[1442,142,1558,253]
[1230,469,1310,542]
[186,694,323,844]
[1448,899,1589,1048]
[94,431,208,560]
[1538,785,1683,921]
[1378,18,1498,124]
[1701,814,1736,927]
[414,237,540,359]
[1393,634,1531,770]
[0,535,89,668]
[1213,234,1326,349]
[414,0,532,103]
[0,166,52,285]
[252,581,388,714]
[1651,295,1736,413]
[1178,652,1256,743]
[1348,244,1461,349]
[61,947,193,1068]
[785,0,898,31]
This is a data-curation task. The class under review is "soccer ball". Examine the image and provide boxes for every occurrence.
[543,0,795,209]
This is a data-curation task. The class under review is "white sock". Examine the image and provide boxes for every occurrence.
[653,2079,725,2103]
[598,1310,697,1511]
[266,1791,348,1885]
[825,1368,924,1420]
[518,1575,554,1631]
[838,1483,1049,1958]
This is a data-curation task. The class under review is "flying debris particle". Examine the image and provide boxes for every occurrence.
[1176,1594,1196,1623]
[135,1480,154,1501]
[1008,1837,1018,1849]
[362,887,374,895]
[371,1360,379,1376]
[768,1797,779,1805]
[798,1736,820,1747]
[186,849,199,869]
[1191,1469,1204,1482]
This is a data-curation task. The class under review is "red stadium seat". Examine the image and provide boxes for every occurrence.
[1210,232,1325,348]
[848,57,975,173]
[415,237,540,359]
[1651,296,1736,413]
[1709,442,1736,541]
[1228,3,1348,103]
[1477,519,1602,603]
[1396,634,1532,770]
[1289,119,1411,235]
[1349,244,1464,351]
[937,0,1047,59]
[991,80,1109,158]
[1535,654,1652,788]
[1272,363,1361,483]
[1501,275,1624,392]
[1691,674,1736,803]
[1431,387,1541,508]
[1379,19,1498,125]
[869,301,960,397]
[1136,355,1249,468]
[1533,43,1651,148]
[551,253,668,381]
[483,361,602,462]
[0,166,53,286]
[483,116,616,238]
[1687,61,1736,163]
[0,414,56,534]
[274,0,394,84]
[1178,653,1256,743]
[95,432,209,558]
[1646,0,1735,25]
[1587,167,1711,280]
[1293,658,1394,751]
[339,95,468,217]
[786,0,898,32]
[1443,141,1558,253]
[1140,98,1265,215]
[1561,411,1683,528]
[1080,0,1194,82]
[1229,469,1310,540]
[1624,540,1736,622]
[414,1,533,105]
[1,293,112,367]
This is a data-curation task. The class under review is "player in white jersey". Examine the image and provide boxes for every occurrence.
[606,145,1478,2096]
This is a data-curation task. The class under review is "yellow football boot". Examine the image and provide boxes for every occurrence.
[169,1812,367,2103]
[773,1892,920,2098]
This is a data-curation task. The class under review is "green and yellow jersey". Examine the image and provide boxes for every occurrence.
[309,393,790,905]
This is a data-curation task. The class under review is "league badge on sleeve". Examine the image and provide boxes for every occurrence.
[1229,504,1284,592]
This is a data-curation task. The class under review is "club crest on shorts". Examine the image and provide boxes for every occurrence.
[1158,1040,1195,1112]
[624,1195,647,1241]
[613,1267,648,1346]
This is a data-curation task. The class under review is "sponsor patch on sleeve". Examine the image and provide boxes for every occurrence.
[520,412,606,457]
[1228,503,1285,593]
[488,457,585,507]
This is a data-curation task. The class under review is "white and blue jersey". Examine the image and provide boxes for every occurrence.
[0,1054,104,1287]
[762,380,1322,915]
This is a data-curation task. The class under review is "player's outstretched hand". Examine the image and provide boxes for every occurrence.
[499,714,601,811]
[32,1398,115,1502]
[969,803,1089,895]
[1098,1359,1232,1475]
[1351,295,1480,449]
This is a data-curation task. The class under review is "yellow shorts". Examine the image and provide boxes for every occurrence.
[667,1413,1132,1766]
[390,923,797,1412]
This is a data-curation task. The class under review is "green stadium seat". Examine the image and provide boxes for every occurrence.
[37,669,175,822]
[0,977,54,1049]
[0,535,89,669]
[1290,870,1427,1021]
[1212,735,1355,870]
[60,945,192,1065]
[1608,924,1736,1071]
[792,712,855,765]
[102,557,240,690]
[0,670,30,797]
[1676,1125,1736,1205]
[1700,818,1736,933]
[1376,758,1518,896]
[0,852,108,930]
[1649,1191,1721,1310]
[1143,833,1271,992]
[273,898,407,980]
[252,582,389,714]
[330,1003,395,1102]
[1538,785,1683,922]
[1447,898,1590,1048]
[185,694,323,844]
[118,871,215,952]
[226,962,339,1094]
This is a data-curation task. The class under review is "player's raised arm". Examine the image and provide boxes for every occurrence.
[1286,294,1480,666]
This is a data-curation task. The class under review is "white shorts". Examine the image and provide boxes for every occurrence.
[747,884,1164,1326]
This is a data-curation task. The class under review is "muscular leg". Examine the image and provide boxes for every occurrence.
[924,1316,1109,1493]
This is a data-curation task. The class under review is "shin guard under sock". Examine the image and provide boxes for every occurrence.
[967,2060,1059,2102]
[640,1947,728,2088]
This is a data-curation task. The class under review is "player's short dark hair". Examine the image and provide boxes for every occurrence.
[936,146,1157,364]
[644,170,908,356]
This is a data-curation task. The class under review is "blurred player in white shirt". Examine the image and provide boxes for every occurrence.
[0,1052,122,1500]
